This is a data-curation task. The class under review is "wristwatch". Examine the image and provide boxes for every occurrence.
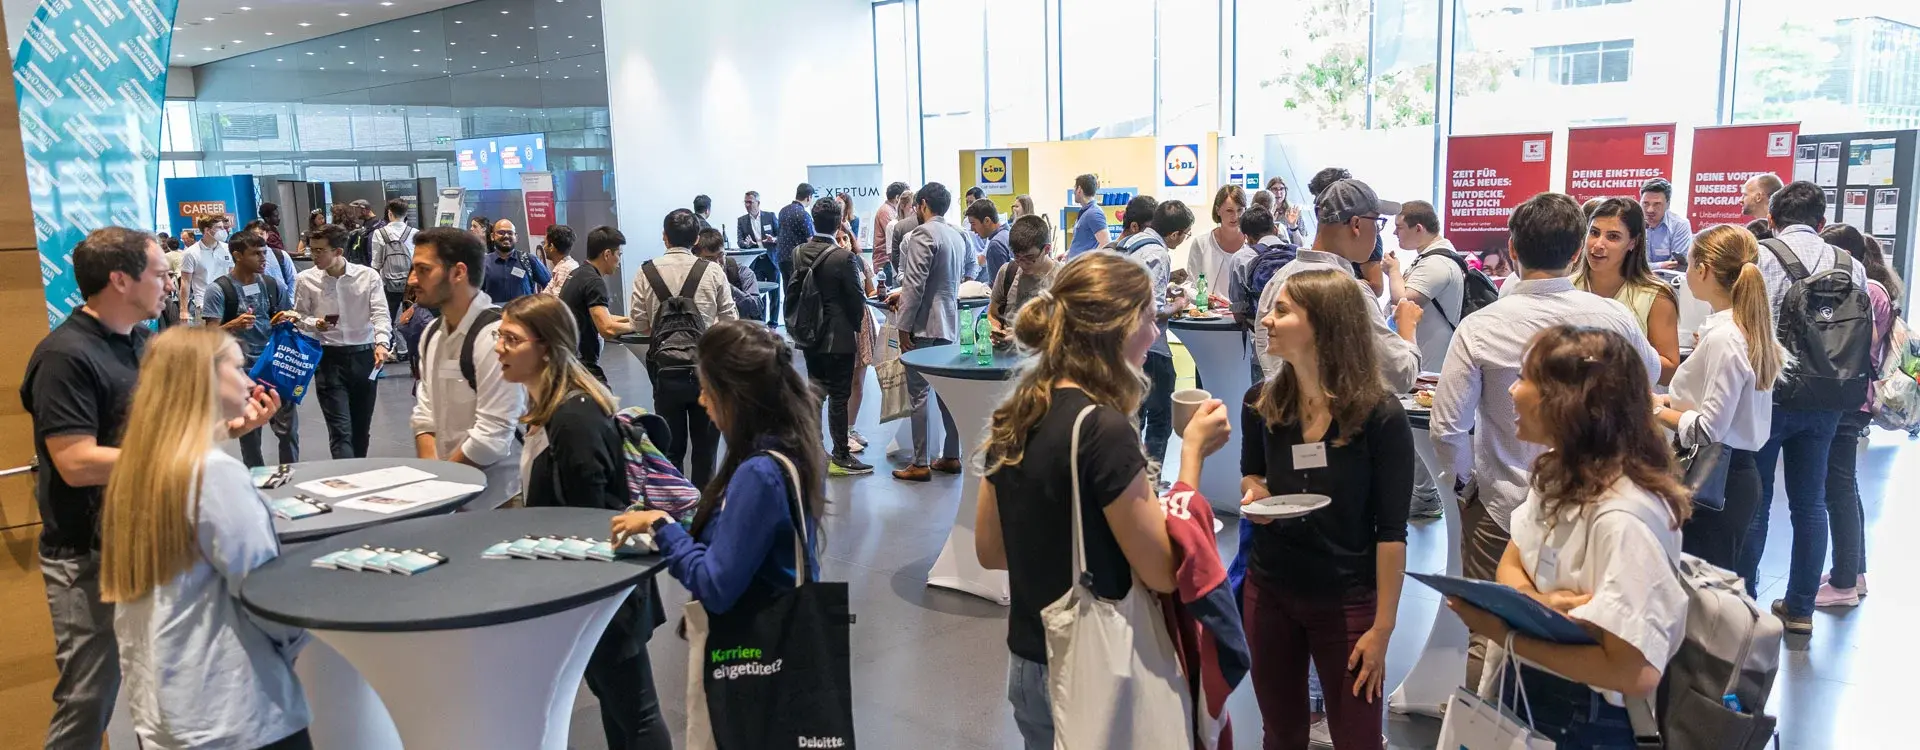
[649,515,676,535]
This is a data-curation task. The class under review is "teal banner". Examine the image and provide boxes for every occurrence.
[13,0,179,327]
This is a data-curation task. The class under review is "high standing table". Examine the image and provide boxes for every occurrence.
[872,298,993,462]
[899,344,1018,604]
[1167,316,1251,513]
[613,332,657,406]
[243,508,667,750]
[266,458,486,749]
[1387,401,1471,718]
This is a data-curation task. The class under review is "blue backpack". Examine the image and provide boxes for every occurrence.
[1237,241,1298,324]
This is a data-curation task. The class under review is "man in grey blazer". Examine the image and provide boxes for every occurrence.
[887,182,966,482]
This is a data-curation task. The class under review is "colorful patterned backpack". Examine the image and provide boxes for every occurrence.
[615,406,702,522]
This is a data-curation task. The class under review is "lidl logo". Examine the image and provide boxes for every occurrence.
[1163,144,1199,187]
[980,156,1008,185]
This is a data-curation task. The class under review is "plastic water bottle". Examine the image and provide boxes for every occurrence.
[960,309,975,355]
[974,314,994,366]
[1195,273,1209,311]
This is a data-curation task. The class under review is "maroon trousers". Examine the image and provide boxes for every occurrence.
[1243,575,1382,750]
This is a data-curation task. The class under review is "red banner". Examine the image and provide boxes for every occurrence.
[520,171,555,239]
[1565,124,1676,205]
[1445,133,1554,257]
[1687,123,1799,228]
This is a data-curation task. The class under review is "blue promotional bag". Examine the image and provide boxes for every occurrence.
[249,323,323,404]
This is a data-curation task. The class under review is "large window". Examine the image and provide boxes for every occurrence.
[986,0,1049,146]
[1060,0,1155,138]
[875,1,917,181]
[1733,0,1920,132]
[1530,40,1635,86]
[1158,0,1223,136]
[917,0,986,188]
[1236,0,1441,133]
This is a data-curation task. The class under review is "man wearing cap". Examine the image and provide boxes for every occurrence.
[1253,178,1422,392]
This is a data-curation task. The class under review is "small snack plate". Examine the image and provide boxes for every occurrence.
[1242,493,1332,519]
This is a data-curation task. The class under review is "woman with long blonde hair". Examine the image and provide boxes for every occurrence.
[971,251,1232,749]
[100,327,311,750]
[495,293,670,749]
[1652,225,1784,573]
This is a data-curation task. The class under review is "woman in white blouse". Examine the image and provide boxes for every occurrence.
[1448,325,1692,749]
[100,327,311,750]
[1185,184,1247,308]
[1652,225,1784,572]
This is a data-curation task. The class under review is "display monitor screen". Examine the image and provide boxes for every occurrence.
[454,133,547,191]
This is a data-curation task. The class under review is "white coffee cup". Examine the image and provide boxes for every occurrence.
[1172,388,1212,436]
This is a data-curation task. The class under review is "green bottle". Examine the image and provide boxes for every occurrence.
[974,314,994,366]
[1195,273,1209,310]
[960,309,975,355]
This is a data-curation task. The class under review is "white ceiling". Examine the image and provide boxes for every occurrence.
[6,0,476,67]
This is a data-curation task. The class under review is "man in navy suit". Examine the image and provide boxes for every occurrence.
[737,190,781,324]
[772,183,816,319]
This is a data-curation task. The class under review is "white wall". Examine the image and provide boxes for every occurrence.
[602,0,879,296]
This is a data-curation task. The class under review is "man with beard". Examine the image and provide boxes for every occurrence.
[478,218,550,303]
[410,227,527,506]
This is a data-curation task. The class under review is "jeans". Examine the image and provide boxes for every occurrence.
[1682,449,1761,573]
[805,350,856,459]
[1739,407,1843,616]
[239,395,300,468]
[653,367,718,488]
[1006,656,1054,750]
[1139,351,1175,468]
[1826,410,1872,588]
[315,346,379,459]
[41,551,118,750]
[1244,575,1382,750]
[1497,663,1636,749]
[384,289,406,354]
[583,635,672,750]
[907,335,960,464]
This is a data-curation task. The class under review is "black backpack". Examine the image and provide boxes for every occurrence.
[785,245,843,350]
[1762,238,1874,412]
[421,306,503,390]
[214,275,286,324]
[1411,247,1500,327]
[642,259,711,373]
[1237,241,1298,324]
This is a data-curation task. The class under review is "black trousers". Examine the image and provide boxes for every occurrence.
[583,634,671,750]
[254,728,312,750]
[805,350,856,459]
[384,289,406,354]
[1681,449,1761,573]
[653,367,717,487]
[239,395,299,468]
[1139,351,1176,467]
[315,346,379,459]
[751,254,781,326]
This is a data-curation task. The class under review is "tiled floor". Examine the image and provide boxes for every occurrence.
[214,344,1909,748]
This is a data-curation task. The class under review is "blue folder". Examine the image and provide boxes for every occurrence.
[1408,572,1598,645]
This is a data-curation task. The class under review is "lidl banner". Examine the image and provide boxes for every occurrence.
[974,150,1013,196]
[1689,123,1799,228]
[1445,133,1553,257]
[1566,124,1676,205]
[14,0,180,327]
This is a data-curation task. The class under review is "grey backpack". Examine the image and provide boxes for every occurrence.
[1596,502,1781,750]
[375,222,416,293]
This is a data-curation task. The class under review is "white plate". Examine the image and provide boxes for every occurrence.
[1242,493,1332,519]
[1182,312,1222,321]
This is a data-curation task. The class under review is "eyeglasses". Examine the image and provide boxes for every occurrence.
[1354,215,1389,231]
[496,331,540,348]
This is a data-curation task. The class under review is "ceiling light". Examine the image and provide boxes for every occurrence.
[454,20,462,24]
[299,22,311,27]
[173,25,182,31]
[480,51,487,54]
[490,33,497,37]
[203,17,214,21]
[240,6,252,10]
[413,63,419,67]
[412,29,420,33]
[319,66,326,70]
[382,1,394,5]
[175,53,185,57]
[201,46,213,51]
[338,13,350,17]
[339,45,346,48]
[232,39,242,43]
[276,58,284,61]
[305,52,315,55]
[348,61,355,64]
[378,56,385,59]
[264,32,274,36]
[412,48,421,52]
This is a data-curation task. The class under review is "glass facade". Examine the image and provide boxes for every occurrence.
[160,0,612,231]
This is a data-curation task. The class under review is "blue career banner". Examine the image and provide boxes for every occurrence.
[13,0,179,327]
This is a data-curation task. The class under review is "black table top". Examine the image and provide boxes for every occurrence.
[242,508,666,633]
[899,343,1021,381]
[726,249,764,257]
[1169,315,1242,332]
[865,296,991,311]
[612,332,651,346]
[271,459,487,543]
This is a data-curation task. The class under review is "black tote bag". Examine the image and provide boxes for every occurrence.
[682,450,855,750]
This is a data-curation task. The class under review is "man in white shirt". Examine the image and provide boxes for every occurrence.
[297,224,393,459]
[630,209,740,486]
[1388,200,1464,519]
[408,226,526,507]
[1429,191,1661,685]
[541,224,579,296]
[179,215,233,323]
[1253,179,1423,391]
[1736,180,1870,634]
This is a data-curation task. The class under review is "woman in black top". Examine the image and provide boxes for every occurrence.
[972,251,1232,750]
[495,294,670,750]
[1240,268,1413,750]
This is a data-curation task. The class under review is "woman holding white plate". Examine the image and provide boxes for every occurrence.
[1239,268,1413,750]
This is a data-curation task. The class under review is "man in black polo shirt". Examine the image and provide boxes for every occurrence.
[22,227,281,749]
[559,226,635,384]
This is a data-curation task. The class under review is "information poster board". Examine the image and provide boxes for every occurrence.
[520,171,555,238]
[1688,123,1799,228]
[807,163,886,224]
[1565,124,1676,205]
[1799,130,1918,284]
[1444,133,1553,257]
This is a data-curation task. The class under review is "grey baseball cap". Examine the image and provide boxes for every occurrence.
[349,199,371,208]
[1314,178,1402,226]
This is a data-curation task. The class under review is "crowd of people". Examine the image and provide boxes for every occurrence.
[21,159,1896,749]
